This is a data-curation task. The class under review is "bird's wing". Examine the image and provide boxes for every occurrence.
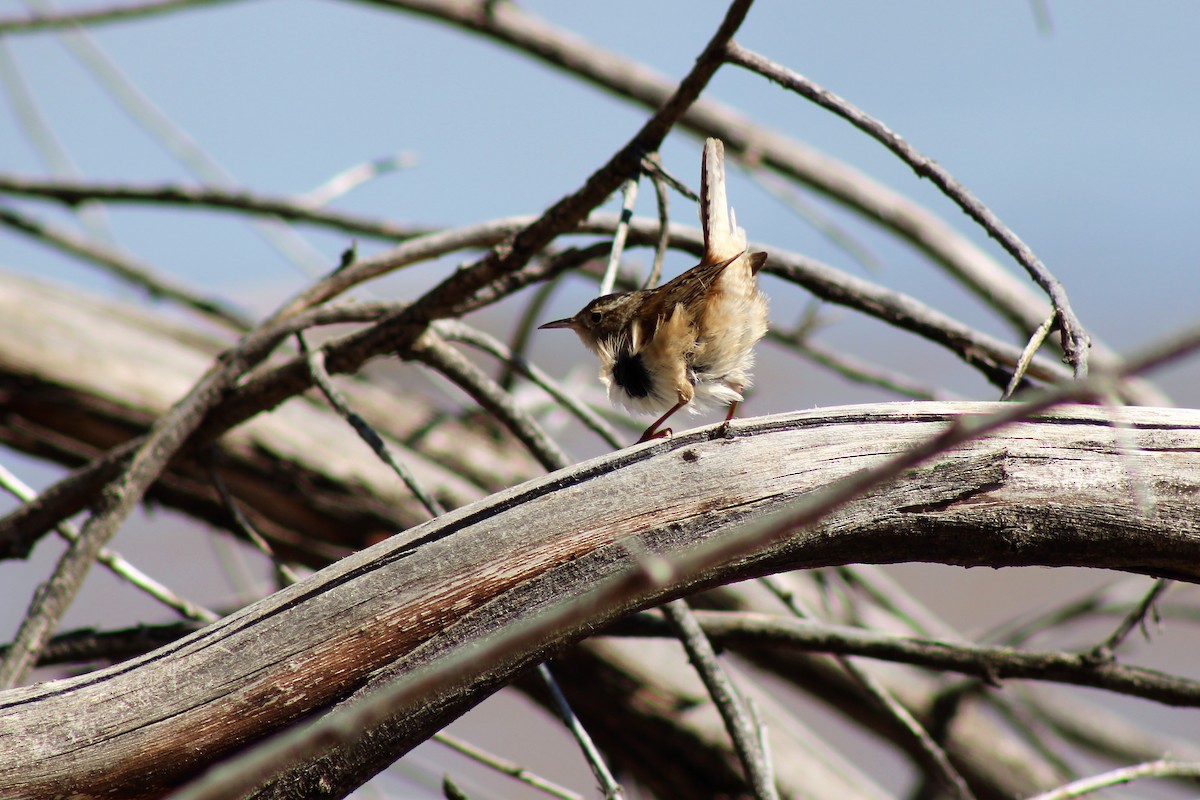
[643,254,741,326]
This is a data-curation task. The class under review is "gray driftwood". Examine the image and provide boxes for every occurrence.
[0,270,538,563]
[1,402,1198,798]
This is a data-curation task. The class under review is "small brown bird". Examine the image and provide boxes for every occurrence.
[540,138,769,443]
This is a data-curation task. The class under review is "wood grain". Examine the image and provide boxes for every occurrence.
[2,402,1198,797]
[0,270,538,563]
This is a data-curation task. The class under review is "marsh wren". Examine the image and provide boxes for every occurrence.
[540,138,769,443]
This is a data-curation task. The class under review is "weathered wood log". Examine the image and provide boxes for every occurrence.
[2,402,1198,798]
[0,270,538,563]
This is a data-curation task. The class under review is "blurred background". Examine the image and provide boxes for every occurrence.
[2,1,1198,796]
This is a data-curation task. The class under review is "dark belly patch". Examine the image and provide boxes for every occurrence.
[613,352,651,398]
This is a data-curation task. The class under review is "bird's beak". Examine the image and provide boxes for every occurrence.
[538,318,576,330]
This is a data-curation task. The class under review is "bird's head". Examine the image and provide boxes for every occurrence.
[539,291,645,354]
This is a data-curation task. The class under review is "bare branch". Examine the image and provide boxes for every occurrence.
[433,731,584,800]
[301,336,445,519]
[6,402,1200,796]
[1027,759,1200,800]
[662,599,779,800]
[0,203,251,330]
[0,0,244,33]
[1003,312,1057,400]
[1089,579,1173,662]
[436,320,624,450]
[759,577,973,800]
[0,462,218,624]
[361,0,1164,401]
[611,609,1200,708]
[723,42,1091,377]
[535,664,625,800]
[597,178,638,295]
[0,173,433,240]
[205,453,301,587]
[411,330,570,471]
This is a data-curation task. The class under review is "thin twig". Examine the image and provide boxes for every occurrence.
[451,242,613,318]
[0,174,433,241]
[638,152,698,201]
[759,576,975,800]
[1029,0,1053,35]
[536,664,624,799]
[0,43,114,242]
[0,620,204,667]
[434,731,584,800]
[607,608,1200,708]
[499,275,561,391]
[299,152,419,206]
[1021,688,1200,773]
[598,178,638,296]
[205,454,301,586]
[1026,759,1200,800]
[833,565,951,639]
[1002,312,1057,400]
[976,689,1074,779]
[434,320,623,450]
[662,600,778,800]
[744,165,881,273]
[25,2,329,274]
[775,325,956,401]
[0,0,244,33]
[641,152,671,289]
[745,697,772,795]
[0,461,218,624]
[441,776,470,799]
[410,331,570,471]
[1089,578,1172,663]
[300,334,445,518]
[0,203,251,331]
[723,41,1091,378]
[984,580,1125,648]
[764,255,1060,392]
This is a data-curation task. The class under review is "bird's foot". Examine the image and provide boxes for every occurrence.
[636,426,673,444]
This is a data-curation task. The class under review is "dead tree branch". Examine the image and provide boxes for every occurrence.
[3,403,1199,796]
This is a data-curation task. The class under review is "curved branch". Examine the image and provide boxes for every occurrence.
[722,42,1091,377]
[0,204,251,331]
[0,174,432,241]
[0,0,243,33]
[2,403,1199,796]
[0,270,526,564]
[358,0,1158,401]
[612,610,1200,708]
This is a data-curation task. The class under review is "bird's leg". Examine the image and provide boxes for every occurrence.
[717,396,742,437]
[637,400,685,443]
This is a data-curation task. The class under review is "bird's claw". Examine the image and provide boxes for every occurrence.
[636,427,673,444]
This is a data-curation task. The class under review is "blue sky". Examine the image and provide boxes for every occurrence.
[3,1,1197,406]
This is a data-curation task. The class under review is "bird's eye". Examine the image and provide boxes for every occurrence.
[589,311,602,324]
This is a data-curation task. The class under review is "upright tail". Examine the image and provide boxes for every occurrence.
[700,138,748,264]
